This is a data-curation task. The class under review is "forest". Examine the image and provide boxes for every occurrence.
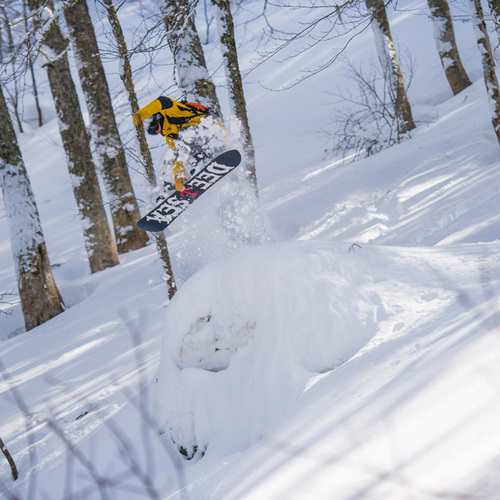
[1,0,500,498]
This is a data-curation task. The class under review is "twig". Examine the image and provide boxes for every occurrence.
[347,243,361,253]
[0,436,18,481]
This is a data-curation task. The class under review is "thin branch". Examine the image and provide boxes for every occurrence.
[0,357,37,497]
[0,436,18,481]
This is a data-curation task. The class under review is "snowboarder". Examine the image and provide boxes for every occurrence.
[133,96,227,192]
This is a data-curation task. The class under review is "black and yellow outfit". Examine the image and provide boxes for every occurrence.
[134,96,219,191]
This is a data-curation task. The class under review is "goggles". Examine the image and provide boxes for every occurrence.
[147,114,164,135]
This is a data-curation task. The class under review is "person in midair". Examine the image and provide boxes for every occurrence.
[133,96,226,192]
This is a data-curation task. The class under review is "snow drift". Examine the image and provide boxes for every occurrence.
[155,241,379,459]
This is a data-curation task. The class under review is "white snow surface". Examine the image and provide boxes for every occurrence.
[1,0,500,499]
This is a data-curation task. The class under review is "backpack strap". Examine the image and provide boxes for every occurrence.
[181,100,211,116]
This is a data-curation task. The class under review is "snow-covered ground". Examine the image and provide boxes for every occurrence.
[1,0,500,498]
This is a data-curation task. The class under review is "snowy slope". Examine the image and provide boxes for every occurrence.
[1,0,500,499]
[179,245,500,500]
[155,240,500,500]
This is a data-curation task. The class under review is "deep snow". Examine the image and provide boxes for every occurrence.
[1,0,500,499]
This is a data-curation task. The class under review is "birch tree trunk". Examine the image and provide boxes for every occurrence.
[365,0,415,135]
[427,0,471,95]
[159,0,221,113]
[488,0,500,59]
[212,0,257,191]
[470,0,500,144]
[28,0,119,273]
[101,0,155,187]
[63,0,147,254]
[23,0,43,127]
[0,84,64,331]
[1,4,23,133]
[489,0,500,37]
[103,0,177,299]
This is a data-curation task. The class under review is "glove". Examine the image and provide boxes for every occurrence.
[133,112,143,128]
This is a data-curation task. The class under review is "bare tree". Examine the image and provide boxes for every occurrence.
[212,0,257,191]
[427,0,471,95]
[0,3,24,132]
[325,58,415,160]
[99,0,156,190]
[0,291,16,316]
[365,0,415,134]
[62,0,148,254]
[203,0,215,44]
[470,0,500,144]
[0,1,43,128]
[101,0,177,299]
[244,0,371,89]
[0,83,65,331]
[28,0,119,273]
[22,0,43,126]
[159,0,221,112]
[488,0,500,58]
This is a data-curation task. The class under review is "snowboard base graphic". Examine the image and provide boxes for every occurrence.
[137,149,241,232]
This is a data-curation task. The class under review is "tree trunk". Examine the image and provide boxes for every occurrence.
[427,0,471,95]
[470,0,500,144]
[365,0,415,135]
[1,4,23,133]
[160,0,221,113]
[488,0,500,50]
[23,0,43,127]
[103,0,177,299]
[63,0,148,254]
[212,0,258,192]
[28,0,119,273]
[0,84,64,331]
[102,0,156,186]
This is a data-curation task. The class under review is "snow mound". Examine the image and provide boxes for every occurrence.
[155,241,379,458]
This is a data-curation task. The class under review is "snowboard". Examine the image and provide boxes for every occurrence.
[137,149,241,232]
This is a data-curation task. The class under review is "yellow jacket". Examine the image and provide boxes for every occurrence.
[133,96,207,149]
